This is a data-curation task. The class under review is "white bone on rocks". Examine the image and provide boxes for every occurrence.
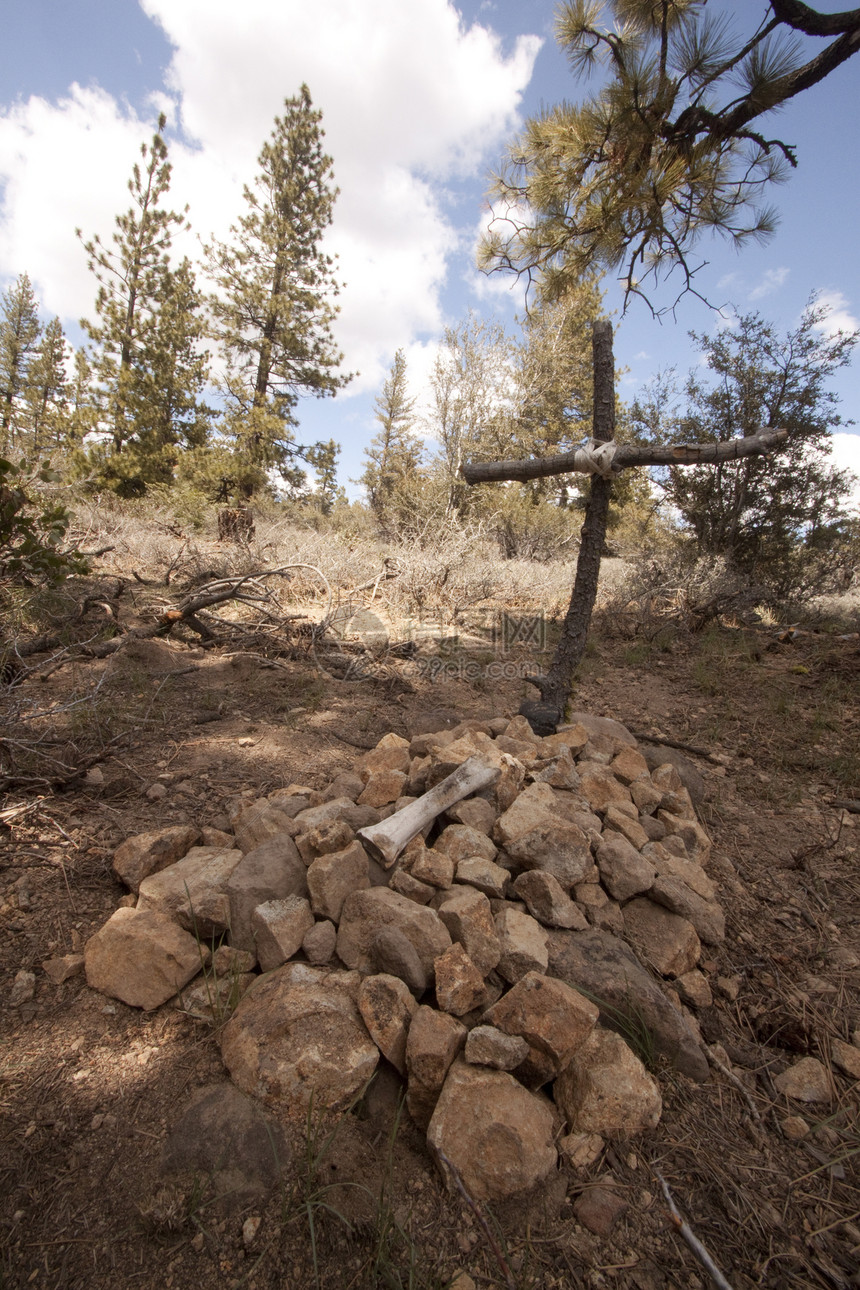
[357,756,501,868]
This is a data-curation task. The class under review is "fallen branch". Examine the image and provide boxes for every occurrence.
[630,730,724,764]
[462,428,789,485]
[655,1170,735,1290]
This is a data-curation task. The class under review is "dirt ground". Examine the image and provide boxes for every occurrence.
[1,576,859,1290]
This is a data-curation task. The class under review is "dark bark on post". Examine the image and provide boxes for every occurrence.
[520,319,615,734]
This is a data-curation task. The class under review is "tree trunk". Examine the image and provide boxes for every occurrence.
[520,319,615,733]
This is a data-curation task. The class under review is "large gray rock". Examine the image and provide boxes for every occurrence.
[225,835,308,954]
[137,846,243,939]
[427,1060,557,1201]
[336,888,451,981]
[160,1083,290,1212]
[554,1027,662,1138]
[220,964,378,1112]
[85,906,205,1010]
[547,928,708,1082]
[567,712,637,750]
[113,824,200,893]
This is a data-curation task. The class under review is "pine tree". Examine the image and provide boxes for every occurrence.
[361,350,423,531]
[633,300,859,591]
[0,273,41,453]
[79,113,191,469]
[207,85,351,487]
[23,317,69,456]
[481,1,860,313]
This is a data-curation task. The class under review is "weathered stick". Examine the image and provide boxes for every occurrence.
[655,1170,735,1290]
[461,428,789,485]
[357,756,501,868]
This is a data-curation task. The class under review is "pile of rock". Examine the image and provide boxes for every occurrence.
[83,711,724,1201]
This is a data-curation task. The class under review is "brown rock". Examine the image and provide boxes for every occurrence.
[559,1132,604,1169]
[113,824,200,893]
[306,840,370,921]
[42,953,85,984]
[405,1006,467,1128]
[484,970,598,1087]
[831,1039,860,1081]
[427,1060,557,1201]
[642,843,716,900]
[455,856,510,899]
[573,1184,628,1236]
[226,835,308,954]
[410,847,456,890]
[296,819,354,864]
[603,806,650,851]
[622,898,701,977]
[220,965,378,1111]
[630,778,664,816]
[359,734,411,779]
[85,907,205,1010]
[373,926,431,993]
[436,887,501,976]
[389,868,435,904]
[649,875,725,944]
[137,846,243,939]
[577,766,633,813]
[609,747,650,786]
[302,919,337,965]
[555,1027,662,1137]
[512,870,588,930]
[675,969,713,1008]
[357,973,418,1075]
[445,797,497,835]
[505,817,593,890]
[337,888,451,980]
[251,896,315,972]
[434,943,488,1016]
[233,800,300,853]
[568,712,637,751]
[495,906,548,983]
[293,798,381,833]
[547,928,709,1082]
[358,770,408,808]
[464,1025,530,1071]
[537,723,589,759]
[595,835,656,902]
[774,1057,832,1103]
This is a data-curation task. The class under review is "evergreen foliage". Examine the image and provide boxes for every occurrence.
[630,299,859,591]
[360,350,423,533]
[480,0,860,313]
[0,274,42,452]
[206,85,351,493]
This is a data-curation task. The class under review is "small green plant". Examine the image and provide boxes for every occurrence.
[0,458,89,584]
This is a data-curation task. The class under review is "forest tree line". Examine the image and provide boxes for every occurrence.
[1,72,859,598]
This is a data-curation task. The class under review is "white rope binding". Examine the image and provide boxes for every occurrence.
[571,438,618,478]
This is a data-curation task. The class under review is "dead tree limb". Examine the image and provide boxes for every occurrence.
[460,321,791,735]
[461,427,789,485]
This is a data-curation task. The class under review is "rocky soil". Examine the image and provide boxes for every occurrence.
[1,610,859,1290]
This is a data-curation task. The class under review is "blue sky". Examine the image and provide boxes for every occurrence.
[1,0,859,499]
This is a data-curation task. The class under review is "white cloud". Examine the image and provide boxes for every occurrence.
[0,0,541,395]
[811,290,860,339]
[830,432,860,514]
[748,266,789,301]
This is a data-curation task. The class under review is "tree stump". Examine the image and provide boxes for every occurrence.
[217,507,255,543]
